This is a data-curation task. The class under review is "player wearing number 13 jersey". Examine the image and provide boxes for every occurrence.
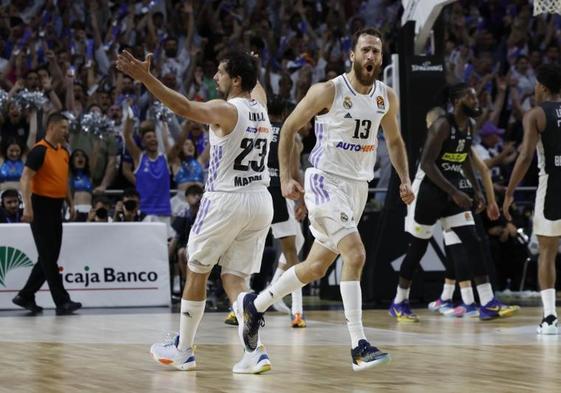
[116,49,273,374]
[236,28,415,372]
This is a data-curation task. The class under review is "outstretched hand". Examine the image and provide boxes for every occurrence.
[116,50,153,83]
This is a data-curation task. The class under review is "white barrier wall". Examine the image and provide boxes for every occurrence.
[0,223,170,309]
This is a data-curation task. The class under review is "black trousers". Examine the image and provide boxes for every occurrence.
[19,194,70,307]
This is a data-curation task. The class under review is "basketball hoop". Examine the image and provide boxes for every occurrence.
[533,0,561,16]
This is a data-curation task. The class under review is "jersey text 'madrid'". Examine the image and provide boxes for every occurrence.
[309,74,389,181]
[206,98,272,192]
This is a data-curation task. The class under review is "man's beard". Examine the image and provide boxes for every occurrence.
[353,61,379,86]
[217,85,229,99]
[462,103,482,118]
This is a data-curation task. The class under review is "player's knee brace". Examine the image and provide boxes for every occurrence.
[452,225,488,277]
[446,243,472,282]
[399,237,429,281]
[443,244,457,280]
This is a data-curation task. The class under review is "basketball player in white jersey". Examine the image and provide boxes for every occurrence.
[116,49,274,373]
[236,28,415,371]
[504,63,561,334]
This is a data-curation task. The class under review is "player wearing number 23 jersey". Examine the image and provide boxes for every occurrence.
[188,96,273,277]
[116,48,275,374]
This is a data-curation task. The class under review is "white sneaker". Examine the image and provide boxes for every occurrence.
[272,299,291,314]
[232,346,272,374]
[150,334,196,370]
[537,315,559,335]
[439,305,457,317]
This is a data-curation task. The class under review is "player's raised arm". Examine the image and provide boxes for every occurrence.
[279,81,334,199]
[116,51,237,130]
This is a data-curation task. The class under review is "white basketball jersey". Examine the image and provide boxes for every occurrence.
[206,97,272,192]
[309,74,389,181]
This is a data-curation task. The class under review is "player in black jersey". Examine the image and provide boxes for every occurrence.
[266,96,308,327]
[422,107,502,318]
[390,83,518,322]
[505,64,561,334]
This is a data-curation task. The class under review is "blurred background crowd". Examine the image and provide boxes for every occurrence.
[0,0,558,297]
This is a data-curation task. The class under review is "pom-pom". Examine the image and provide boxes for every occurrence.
[79,112,116,139]
[0,89,8,111]
[152,101,174,123]
[12,89,48,110]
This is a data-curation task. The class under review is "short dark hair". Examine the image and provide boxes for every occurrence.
[1,138,21,157]
[537,64,561,94]
[123,188,140,199]
[447,83,469,105]
[139,120,156,137]
[1,188,20,203]
[219,50,258,92]
[351,28,383,51]
[185,184,204,196]
[47,111,69,128]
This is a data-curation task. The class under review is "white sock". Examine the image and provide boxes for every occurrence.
[476,283,494,306]
[460,286,475,305]
[541,288,557,317]
[254,267,305,313]
[177,299,205,351]
[271,266,285,284]
[291,288,303,315]
[441,283,455,301]
[394,286,410,304]
[340,281,367,347]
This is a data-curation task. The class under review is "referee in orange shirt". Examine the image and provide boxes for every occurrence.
[12,112,82,315]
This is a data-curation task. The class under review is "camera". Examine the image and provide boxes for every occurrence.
[95,207,108,219]
[123,200,138,211]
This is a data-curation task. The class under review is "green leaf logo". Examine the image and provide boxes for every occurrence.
[0,246,33,287]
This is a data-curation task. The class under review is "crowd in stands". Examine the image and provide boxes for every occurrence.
[0,0,559,293]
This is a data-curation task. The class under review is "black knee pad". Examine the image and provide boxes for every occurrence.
[451,225,488,278]
[399,236,430,281]
[446,243,472,281]
[443,244,456,280]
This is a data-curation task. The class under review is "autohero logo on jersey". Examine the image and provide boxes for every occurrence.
[60,265,158,287]
[245,126,270,134]
[336,141,376,153]
[411,61,444,72]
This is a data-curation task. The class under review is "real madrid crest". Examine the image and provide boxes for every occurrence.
[343,96,353,110]
[376,96,385,110]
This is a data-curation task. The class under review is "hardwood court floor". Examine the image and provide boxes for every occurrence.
[1,307,559,393]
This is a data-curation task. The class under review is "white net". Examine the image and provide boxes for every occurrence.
[533,0,561,15]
